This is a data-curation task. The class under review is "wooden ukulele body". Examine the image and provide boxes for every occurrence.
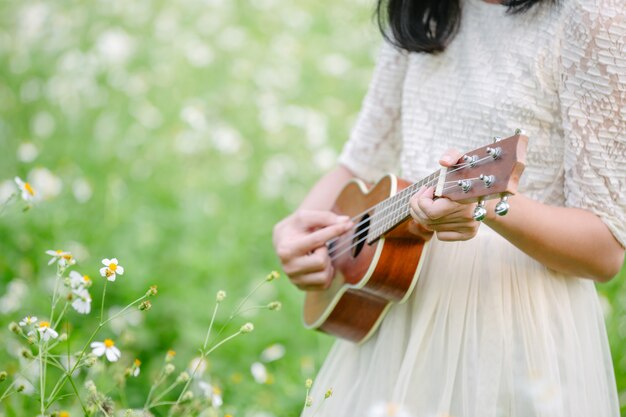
[302,174,429,343]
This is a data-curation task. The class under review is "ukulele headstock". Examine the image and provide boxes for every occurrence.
[441,131,528,220]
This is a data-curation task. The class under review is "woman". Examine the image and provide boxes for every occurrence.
[272,0,625,415]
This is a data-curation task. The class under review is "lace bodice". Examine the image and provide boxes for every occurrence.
[338,0,626,247]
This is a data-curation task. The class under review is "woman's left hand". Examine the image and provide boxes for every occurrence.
[409,149,480,242]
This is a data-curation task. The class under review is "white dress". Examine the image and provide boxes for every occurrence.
[303,0,626,416]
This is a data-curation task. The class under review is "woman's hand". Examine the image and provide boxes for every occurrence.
[409,149,480,242]
[273,210,353,291]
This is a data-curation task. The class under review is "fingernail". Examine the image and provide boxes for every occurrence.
[338,215,350,221]
[441,155,453,164]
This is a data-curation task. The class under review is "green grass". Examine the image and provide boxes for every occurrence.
[0,0,625,415]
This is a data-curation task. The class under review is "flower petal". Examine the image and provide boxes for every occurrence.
[102,259,110,266]
[116,266,124,275]
[106,347,121,362]
[99,267,108,277]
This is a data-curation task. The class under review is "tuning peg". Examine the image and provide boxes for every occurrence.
[458,179,472,193]
[486,146,502,159]
[479,174,495,188]
[473,200,487,221]
[495,195,509,216]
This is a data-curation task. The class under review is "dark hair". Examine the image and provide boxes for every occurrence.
[377,0,553,53]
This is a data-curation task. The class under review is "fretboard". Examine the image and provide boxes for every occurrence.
[367,170,440,243]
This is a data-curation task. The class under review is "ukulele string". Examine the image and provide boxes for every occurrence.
[325,156,490,248]
[327,182,469,261]
[324,159,494,259]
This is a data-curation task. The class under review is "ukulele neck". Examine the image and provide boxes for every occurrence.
[367,170,441,243]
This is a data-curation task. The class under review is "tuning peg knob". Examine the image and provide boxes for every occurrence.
[473,200,487,222]
[495,196,509,216]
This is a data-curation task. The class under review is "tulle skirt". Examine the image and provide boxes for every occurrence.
[302,226,619,417]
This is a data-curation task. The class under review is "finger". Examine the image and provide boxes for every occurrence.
[296,210,351,230]
[283,247,330,276]
[407,221,434,241]
[409,187,431,222]
[436,230,478,242]
[418,190,471,221]
[291,262,334,291]
[439,148,464,168]
[293,221,353,255]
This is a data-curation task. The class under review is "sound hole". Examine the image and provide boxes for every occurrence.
[352,214,370,258]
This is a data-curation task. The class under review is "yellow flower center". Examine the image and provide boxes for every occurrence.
[387,403,398,416]
[134,359,141,366]
[83,275,91,282]
[24,182,35,196]
[62,254,73,261]
[56,250,63,254]
[59,412,70,417]
[39,321,50,329]
[104,339,115,348]
[167,349,176,357]
[109,263,118,272]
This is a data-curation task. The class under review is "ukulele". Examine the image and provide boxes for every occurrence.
[303,132,528,343]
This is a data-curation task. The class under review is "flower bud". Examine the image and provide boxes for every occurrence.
[240,323,254,334]
[176,372,190,383]
[59,333,68,342]
[268,301,282,311]
[164,363,176,375]
[9,322,21,334]
[305,396,313,407]
[324,388,333,399]
[166,349,176,362]
[85,380,97,394]
[146,285,158,297]
[16,384,25,393]
[181,391,194,401]
[0,371,7,382]
[216,290,226,302]
[305,378,313,389]
[85,354,98,368]
[139,301,152,311]
[265,271,280,282]
[20,349,34,359]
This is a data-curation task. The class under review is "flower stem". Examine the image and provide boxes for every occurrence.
[173,302,220,406]
[149,379,183,407]
[99,280,108,325]
[101,294,147,327]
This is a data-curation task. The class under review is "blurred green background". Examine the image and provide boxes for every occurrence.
[0,0,624,415]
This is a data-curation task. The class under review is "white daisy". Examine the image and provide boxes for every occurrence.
[14,176,35,201]
[99,258,124,281]
[45,249,75,267]
[198,381,223,408]
[71,288,92,314]
[69,270,92,289]
[250,362,268,384]
[91,339,121,362]
[37,321,59,342]
[19,315,38,327]
[131,359,141,377]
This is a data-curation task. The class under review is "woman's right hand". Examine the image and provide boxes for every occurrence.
[272,210,353,291]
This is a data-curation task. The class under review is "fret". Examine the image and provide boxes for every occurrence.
[367,169,444,242]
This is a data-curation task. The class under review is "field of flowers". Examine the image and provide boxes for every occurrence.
[0,0,625,416]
